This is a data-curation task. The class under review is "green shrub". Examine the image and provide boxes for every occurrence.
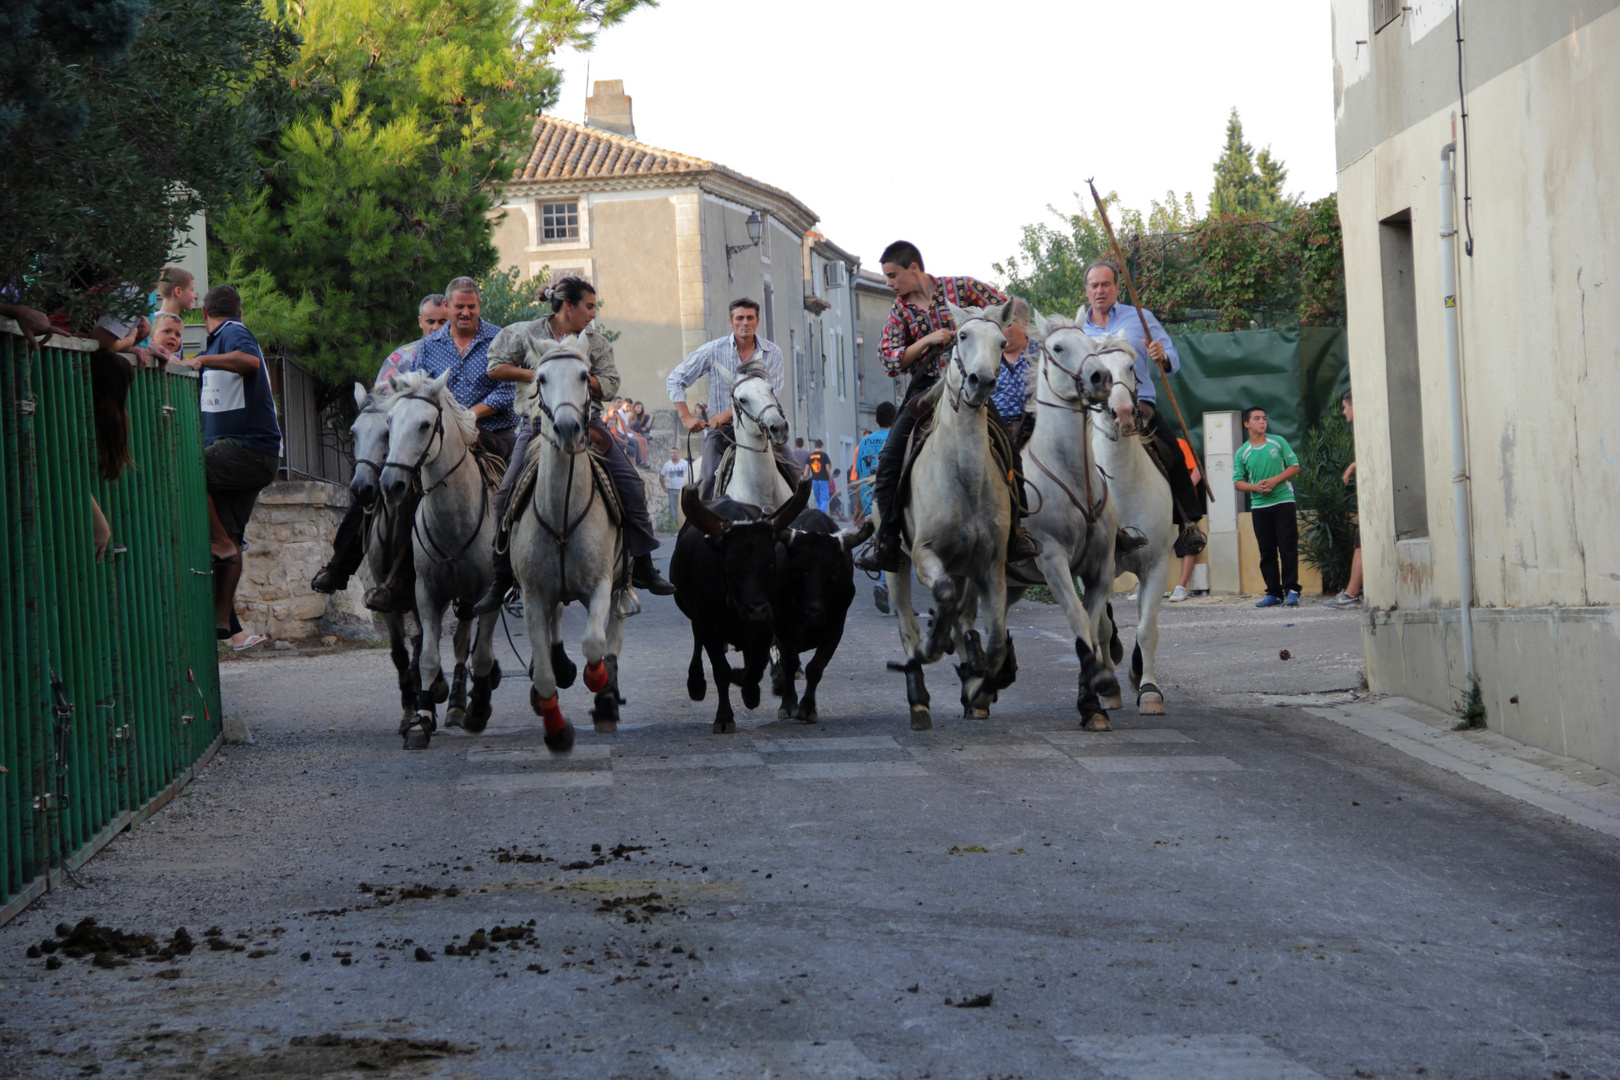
[1295,411,1356,595]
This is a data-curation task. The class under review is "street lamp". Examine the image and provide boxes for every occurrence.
[726,209,764,280]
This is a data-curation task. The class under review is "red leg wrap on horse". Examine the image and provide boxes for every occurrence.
[538,694,566,734]
[584,661,608,693]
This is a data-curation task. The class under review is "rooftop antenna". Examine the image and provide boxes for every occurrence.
[583,60,590,121]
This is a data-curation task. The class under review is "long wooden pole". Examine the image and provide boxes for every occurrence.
[1086,179,1212,502]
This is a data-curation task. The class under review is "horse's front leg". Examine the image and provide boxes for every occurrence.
[385,613,415,734]
[408,578,445,750]
[524,588,573,752]
[445,611,473,729]
[1133,556,1170,715]
[579,576,619,733]
[911,547,955,664]
[463,612,500,734]
[549,601,576,689]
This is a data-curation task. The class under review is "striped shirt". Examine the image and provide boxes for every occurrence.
[666,334,786,418]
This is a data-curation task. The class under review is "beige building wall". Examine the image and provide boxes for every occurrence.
[1334,3,1620,771]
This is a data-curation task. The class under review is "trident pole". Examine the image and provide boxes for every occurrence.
[1086,179,1212,502]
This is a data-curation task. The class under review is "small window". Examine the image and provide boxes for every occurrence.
[541,201,580,243]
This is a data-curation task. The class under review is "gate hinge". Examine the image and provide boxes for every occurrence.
[160,405,178,416]
[32,793,55,811]
[112,724,132,740]
[179,714,194,726]
[18,397,36,415]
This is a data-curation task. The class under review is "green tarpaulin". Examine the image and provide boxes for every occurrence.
[1158,327,1349,458]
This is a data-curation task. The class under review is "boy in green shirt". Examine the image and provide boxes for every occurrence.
[1233,407,1302,607]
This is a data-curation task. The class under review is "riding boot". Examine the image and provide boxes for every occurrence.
[989,405,1043,565]
[312,498,369,593]
[855,401,921,574]
[631,554,676,596]
[364,532,415,613]
[472,540,515,615]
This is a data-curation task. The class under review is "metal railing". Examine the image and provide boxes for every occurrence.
[1,324,222,923]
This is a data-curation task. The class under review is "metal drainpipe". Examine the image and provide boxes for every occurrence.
[1440,134,1477,689]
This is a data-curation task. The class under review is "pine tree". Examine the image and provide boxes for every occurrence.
[1209,108,1292,219]
[216,0,652,386]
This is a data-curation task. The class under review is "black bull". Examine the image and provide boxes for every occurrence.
[770,509,872,723]
[670,482,810,733]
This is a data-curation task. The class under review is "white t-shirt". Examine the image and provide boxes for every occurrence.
[660,458,690,491]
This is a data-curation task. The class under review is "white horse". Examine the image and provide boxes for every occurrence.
[1008,313,1123,730]
[1082,331,1176,715]
[380,370,502,749]
[347,379,425,735]
[887,300,1018,729]
[508,338,627,753]
[721,360,794,511]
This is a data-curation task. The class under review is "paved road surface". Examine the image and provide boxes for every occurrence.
[3,585,1616,1079]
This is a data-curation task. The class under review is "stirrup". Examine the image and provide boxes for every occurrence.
[1115,528,1150,555]
[1178,522,1207,556]
[1007,529,1043,563]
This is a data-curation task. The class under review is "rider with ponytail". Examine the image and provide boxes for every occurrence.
[475,276,675,611]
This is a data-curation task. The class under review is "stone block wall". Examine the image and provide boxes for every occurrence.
[238,480,376,643]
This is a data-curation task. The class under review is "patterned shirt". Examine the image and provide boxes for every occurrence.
[989,340,1037,423]
[376,338,424,385]
[666,334,786,419]
[878,275,1007,382]
[485,318,619,420]
[1079,303,1180,404]
[412,319,515,430]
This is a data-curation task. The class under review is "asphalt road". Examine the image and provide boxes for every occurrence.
[3,582,1617,1080]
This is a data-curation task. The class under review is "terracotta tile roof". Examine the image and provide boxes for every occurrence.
[515,116,711,182]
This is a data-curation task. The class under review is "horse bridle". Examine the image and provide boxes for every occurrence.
[942,317,1001,413]
[351,395,395,510]
[529,350,592,452]
[386,390,489,565]
[1038,338,1141,441]
[729,371,787,454]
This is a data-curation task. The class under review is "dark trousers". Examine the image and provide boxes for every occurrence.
[1139,401,1203,525]
[325,492,418,595]
[1251,502,1299,597]
[494,416,659,558]
[872,378,1024,536]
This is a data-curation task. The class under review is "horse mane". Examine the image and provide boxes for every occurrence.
[391,370,481,445]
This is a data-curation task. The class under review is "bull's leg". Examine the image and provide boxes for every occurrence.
[739,642,768,711]
[686,632,707,701]
[463,612,499,734]
[774,631,801,720]
[797,627,843,724]
[704,636,736,734]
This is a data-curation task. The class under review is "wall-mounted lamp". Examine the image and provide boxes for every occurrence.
[726,209,764,280]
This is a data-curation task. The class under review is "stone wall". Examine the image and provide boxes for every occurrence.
[238,481,376,643]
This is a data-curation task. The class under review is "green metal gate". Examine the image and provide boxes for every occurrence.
[1,325,222,923]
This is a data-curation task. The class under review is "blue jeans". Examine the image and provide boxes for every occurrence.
[811,479,829,512]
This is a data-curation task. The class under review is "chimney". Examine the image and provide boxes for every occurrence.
[585,80,635,140]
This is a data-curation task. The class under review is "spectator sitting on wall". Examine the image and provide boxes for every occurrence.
[376,293,449,384]
[1233,406,1301,609]
[1323,390,1363,608]
[172,285,282,649]
[624,400,651,464]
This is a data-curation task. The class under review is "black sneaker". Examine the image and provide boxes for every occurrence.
[471,573,516,616]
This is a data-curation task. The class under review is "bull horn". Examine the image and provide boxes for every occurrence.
[680,485,727,537]
[838,521,875,551]
[767,480,812,533]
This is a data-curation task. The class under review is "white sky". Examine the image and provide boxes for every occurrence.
[552,0,1337,283]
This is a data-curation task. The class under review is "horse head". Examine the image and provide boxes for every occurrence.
[731,361,789,447]
[1032,313,1101,414]
[1056,323,1137,436]
[380,369,477,505]
[349,381,397,507]
[527,336,593,453]
[944,300,1014,410]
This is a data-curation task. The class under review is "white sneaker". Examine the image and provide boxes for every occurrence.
[1168,585,1188,602]
[1124,590,1138,602]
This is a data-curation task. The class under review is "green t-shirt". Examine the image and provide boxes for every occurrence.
[1233,435,1300,508]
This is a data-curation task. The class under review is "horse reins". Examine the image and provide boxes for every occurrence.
[524,348,610,587]
[387,390,491,566]
[728,371,786,454]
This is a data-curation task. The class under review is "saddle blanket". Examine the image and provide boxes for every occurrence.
[502,444,623,536]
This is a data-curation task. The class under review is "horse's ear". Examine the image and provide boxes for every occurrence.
[427,368,452,397]
[680,485,727,537]
[945,300,972,329]
[353,382,368,408]
[1029,309,1050,341]
[994,300,1018,329]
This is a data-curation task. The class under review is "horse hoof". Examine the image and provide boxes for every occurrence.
[462,703,490,735]
[965,706,990,719]
[445,707,465,730]
[1082,711,1113,732]
[402,722,432,750]
[1100,693,1124,711]
[910,705,932,731]
[741,683,761,710]
[1138,688,1166,715]
[794,707,818,725]
[712,718,736,735]
[776,706,793,721]
[430,673,449,704]
[687,676,706,702]
[544,723,575,753]
[591,717,618,734]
